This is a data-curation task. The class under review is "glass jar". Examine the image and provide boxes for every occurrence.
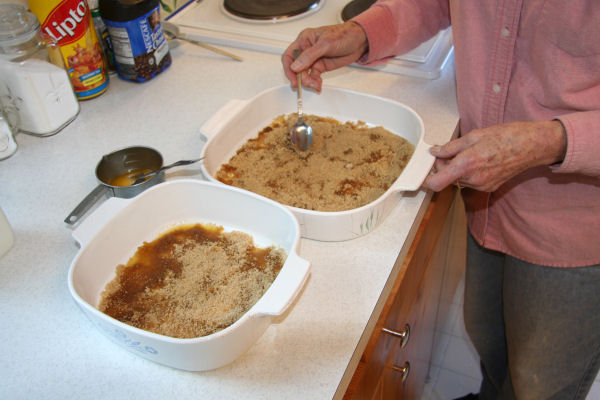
[0,4,80,138]
[0,4,63,66]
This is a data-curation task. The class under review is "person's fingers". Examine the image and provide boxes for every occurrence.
[303,63,325,91]
[423,162,462,191]
[429,137,468,159]
[282,62,298,87]
[282,23,367,90]
[290,46,316,72]
[282,39,303,86]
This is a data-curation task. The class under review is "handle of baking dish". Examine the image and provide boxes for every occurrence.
[72,197,129,247]
[390,141,435,192]
[199,98,248,138]
[252,252,311,317]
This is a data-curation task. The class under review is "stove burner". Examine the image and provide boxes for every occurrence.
[223,0,322,21]
[341,0,376,21]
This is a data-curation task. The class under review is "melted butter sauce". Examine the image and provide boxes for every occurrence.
[110,168,153,187]
[101,223,281,325]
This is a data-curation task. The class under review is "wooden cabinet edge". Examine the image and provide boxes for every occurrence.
[339,186,457,399]
[335,190,432,400]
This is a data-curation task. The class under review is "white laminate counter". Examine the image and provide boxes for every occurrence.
[0,39,457,399]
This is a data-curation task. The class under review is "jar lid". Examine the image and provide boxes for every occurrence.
[0,4,41,48]
[99,0,159,22]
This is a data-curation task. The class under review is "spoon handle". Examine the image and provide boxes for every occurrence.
[133,157,204,184]
[294,49,304,120]
[162,157,204,169]
[180,36,243,62]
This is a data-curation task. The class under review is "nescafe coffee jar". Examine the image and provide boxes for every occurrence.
[99,0,171,82]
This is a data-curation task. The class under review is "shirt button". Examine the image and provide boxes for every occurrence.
[493,84,501,93]
[501,27,510,37]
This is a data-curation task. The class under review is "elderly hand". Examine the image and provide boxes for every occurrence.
[422,120,567,192]
[282,22,368,92]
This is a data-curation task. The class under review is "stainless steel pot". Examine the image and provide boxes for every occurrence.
[65,146,164,225]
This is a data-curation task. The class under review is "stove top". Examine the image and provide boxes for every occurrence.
[170,0,453,79]
[223,0,322,21]
[340,0,376,21]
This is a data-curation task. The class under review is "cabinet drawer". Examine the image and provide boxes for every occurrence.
[351,272,419,398]
[344,187,456,400]
[381,217,448,398]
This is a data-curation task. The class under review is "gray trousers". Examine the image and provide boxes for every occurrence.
[464,232,600,400]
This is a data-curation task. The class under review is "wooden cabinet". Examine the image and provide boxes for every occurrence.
[343,186,466,399]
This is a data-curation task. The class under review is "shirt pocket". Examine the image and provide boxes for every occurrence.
[536,1,600,57]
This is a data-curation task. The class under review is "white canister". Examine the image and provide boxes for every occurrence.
[0,4,79,137]
[0,206,14,259]
[0,59,80,136]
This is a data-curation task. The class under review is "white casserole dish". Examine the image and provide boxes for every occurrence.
[68,179,310,371]
[199,85,434,241]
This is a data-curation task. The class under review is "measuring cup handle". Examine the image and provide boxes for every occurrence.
[64,184,110,225]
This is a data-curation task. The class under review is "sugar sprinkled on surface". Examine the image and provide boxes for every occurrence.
[98,224,286,338]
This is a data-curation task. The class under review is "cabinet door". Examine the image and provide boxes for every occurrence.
[380,201,451,398]
[344,186,458,400]
[350,242,423,399]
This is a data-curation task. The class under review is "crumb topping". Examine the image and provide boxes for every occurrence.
[215,114,415,211]
[98,223,286,338]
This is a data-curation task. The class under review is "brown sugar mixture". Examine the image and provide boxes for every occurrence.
[215,114,415,211]
[98,223,286,339]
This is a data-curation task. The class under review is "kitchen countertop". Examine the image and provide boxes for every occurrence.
[0,38,457,399]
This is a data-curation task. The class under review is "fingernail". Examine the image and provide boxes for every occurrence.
[291,60,302,70]
[430,145,441,154]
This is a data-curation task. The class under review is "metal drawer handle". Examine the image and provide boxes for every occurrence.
[382,323,410,348]
[390,361,411,383]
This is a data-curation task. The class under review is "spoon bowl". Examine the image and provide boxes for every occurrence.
[290,115,313,152]
[289,49,314,153]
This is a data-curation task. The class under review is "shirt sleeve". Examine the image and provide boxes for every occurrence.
[351,0,451,65]
[554,110,600,176]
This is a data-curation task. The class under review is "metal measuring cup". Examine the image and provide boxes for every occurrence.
[64,146,164,225]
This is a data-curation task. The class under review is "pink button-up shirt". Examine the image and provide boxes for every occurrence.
[354,0,600,267]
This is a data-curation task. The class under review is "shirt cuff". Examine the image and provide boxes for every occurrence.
[553,110,600,176]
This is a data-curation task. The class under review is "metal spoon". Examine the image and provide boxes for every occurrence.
[131,157,204,185]
[290,49,314,153]
[162,21,243,62]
